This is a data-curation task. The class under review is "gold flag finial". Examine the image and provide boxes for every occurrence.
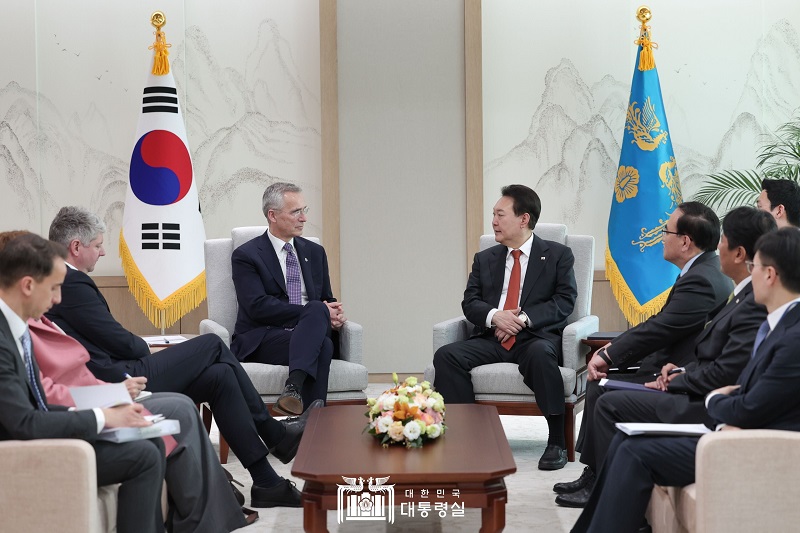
[149,11,171,75]
[634,6,657,71]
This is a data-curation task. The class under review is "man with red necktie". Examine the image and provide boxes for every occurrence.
[433,184,578,470]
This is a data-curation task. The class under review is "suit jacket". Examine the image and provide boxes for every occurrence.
[707,303,800,430]
[610,251,733,373]
[0,312,97,442]
[231,232,335,360]
[46,267,151,382]
[461,234,577,347]
[668,281,766,397]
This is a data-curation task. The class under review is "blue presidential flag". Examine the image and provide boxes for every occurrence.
[606,16,682,325]
[120,16,206,329]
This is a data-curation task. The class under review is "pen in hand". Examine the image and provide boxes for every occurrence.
[652,368,684,377]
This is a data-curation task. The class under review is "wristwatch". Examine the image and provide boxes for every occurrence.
[597,348,613,366]
[519,312,531,328]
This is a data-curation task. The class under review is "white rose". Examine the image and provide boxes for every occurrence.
[376,415,393,434]
[403,421,422,441]
[426,424,442,439]
[425,397,437,409]
[382,395,398,411]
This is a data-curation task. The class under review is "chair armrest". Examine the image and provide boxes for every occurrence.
[200,319,231,347]
[561,315,599,371]
[0,439,100,533]
[694,429,800,532]
[433,316,471,353]
[339,321,363,365]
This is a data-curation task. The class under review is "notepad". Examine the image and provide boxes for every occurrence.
[97,419,181,443]
[615,423,711,437]
[599,378,663,394]
[70,383,132,410]
[142,335,188,346]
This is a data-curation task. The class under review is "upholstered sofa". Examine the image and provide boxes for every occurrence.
[646,429,800,532]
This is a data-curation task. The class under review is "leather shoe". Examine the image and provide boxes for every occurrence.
[274,383,303,416]
[222,467,246,506]
[554,484,593,508]
[553,466,595,494]
[538,444,568,470]
[269,399,324,463]
[250,479,302,508]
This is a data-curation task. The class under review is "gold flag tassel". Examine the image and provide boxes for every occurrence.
[635,6,658,72]
[119,232,207,329]
[605,248,670,326]
[149,11,171,75]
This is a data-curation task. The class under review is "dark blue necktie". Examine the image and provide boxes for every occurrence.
[20,330,48,411]
[750,320,770,360]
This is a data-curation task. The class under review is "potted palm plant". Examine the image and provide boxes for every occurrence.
[693,119,800,212]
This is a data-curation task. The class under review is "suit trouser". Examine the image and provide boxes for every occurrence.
[432,334,564,416]
[576,374,650,470]
[587,390,707,474]
[572,432,699,533]
[94,437,166,533]
[129,334,277,468]
[245,300,334,407]
[142,392,246,533]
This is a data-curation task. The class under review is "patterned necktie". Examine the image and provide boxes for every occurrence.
[20,330,48,411]
[750,320,770,360]
[502,250,523,350]
[283,242,302,305]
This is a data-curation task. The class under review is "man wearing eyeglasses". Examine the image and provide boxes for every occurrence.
[230,182,343,415]
[555,201,732,507]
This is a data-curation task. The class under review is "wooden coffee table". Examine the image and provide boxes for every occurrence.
[291,404,517,532]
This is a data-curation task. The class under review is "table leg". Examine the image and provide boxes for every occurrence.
[480,493,507,533]
[302,496,328,533]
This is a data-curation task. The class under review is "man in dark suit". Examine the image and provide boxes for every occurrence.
[433,185,578,470]
[757,178,800,229]
[46,206,313,508]
[0,234,166,533]
[555,207,775,507]
[572,227,800,533]
[557,202,732,503]
[231,182,344,416]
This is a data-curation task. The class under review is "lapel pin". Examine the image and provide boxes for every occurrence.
[541,256,546,261]
[304,257,308,262]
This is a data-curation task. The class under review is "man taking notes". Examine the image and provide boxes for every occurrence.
[572,227,800,533]
[0,234,165,533]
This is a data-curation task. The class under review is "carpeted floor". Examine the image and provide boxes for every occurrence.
[214,384,585,532]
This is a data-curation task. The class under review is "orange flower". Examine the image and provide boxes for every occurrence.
[393,401,419,421]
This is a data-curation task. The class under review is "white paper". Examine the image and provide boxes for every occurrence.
[615,423,712,437]
[141,335,188,346]
[70,383,132,410]
[98,419,181,443]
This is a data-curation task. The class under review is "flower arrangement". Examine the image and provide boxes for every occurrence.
[365,373,446,448]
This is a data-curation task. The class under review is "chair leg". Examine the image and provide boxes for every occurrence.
[219,435,230,464]
[564,403,576,462]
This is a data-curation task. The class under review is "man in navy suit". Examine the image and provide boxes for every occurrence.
[433,185,578,470]
[46,206,312,509]
[572,227,800,533]
[231,182,345,416]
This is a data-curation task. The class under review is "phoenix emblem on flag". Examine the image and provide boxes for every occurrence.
[625,97,668,151]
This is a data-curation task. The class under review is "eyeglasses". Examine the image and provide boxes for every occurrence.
[276,206,309,219]
[745,261,772,274]
[661,229,683,237]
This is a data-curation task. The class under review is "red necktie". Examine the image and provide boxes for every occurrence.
[502,249,522,350]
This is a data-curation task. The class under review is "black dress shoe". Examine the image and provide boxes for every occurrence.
[553,466,595,494]
[554,484,593,508]
[274,384,303,416]
[538,444,568,471]
[269,399,324,463]
[250,479,302,508]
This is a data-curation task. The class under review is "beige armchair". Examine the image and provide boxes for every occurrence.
[0,439,118,533]
[423,223,598,461]
[647,429,800,533]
